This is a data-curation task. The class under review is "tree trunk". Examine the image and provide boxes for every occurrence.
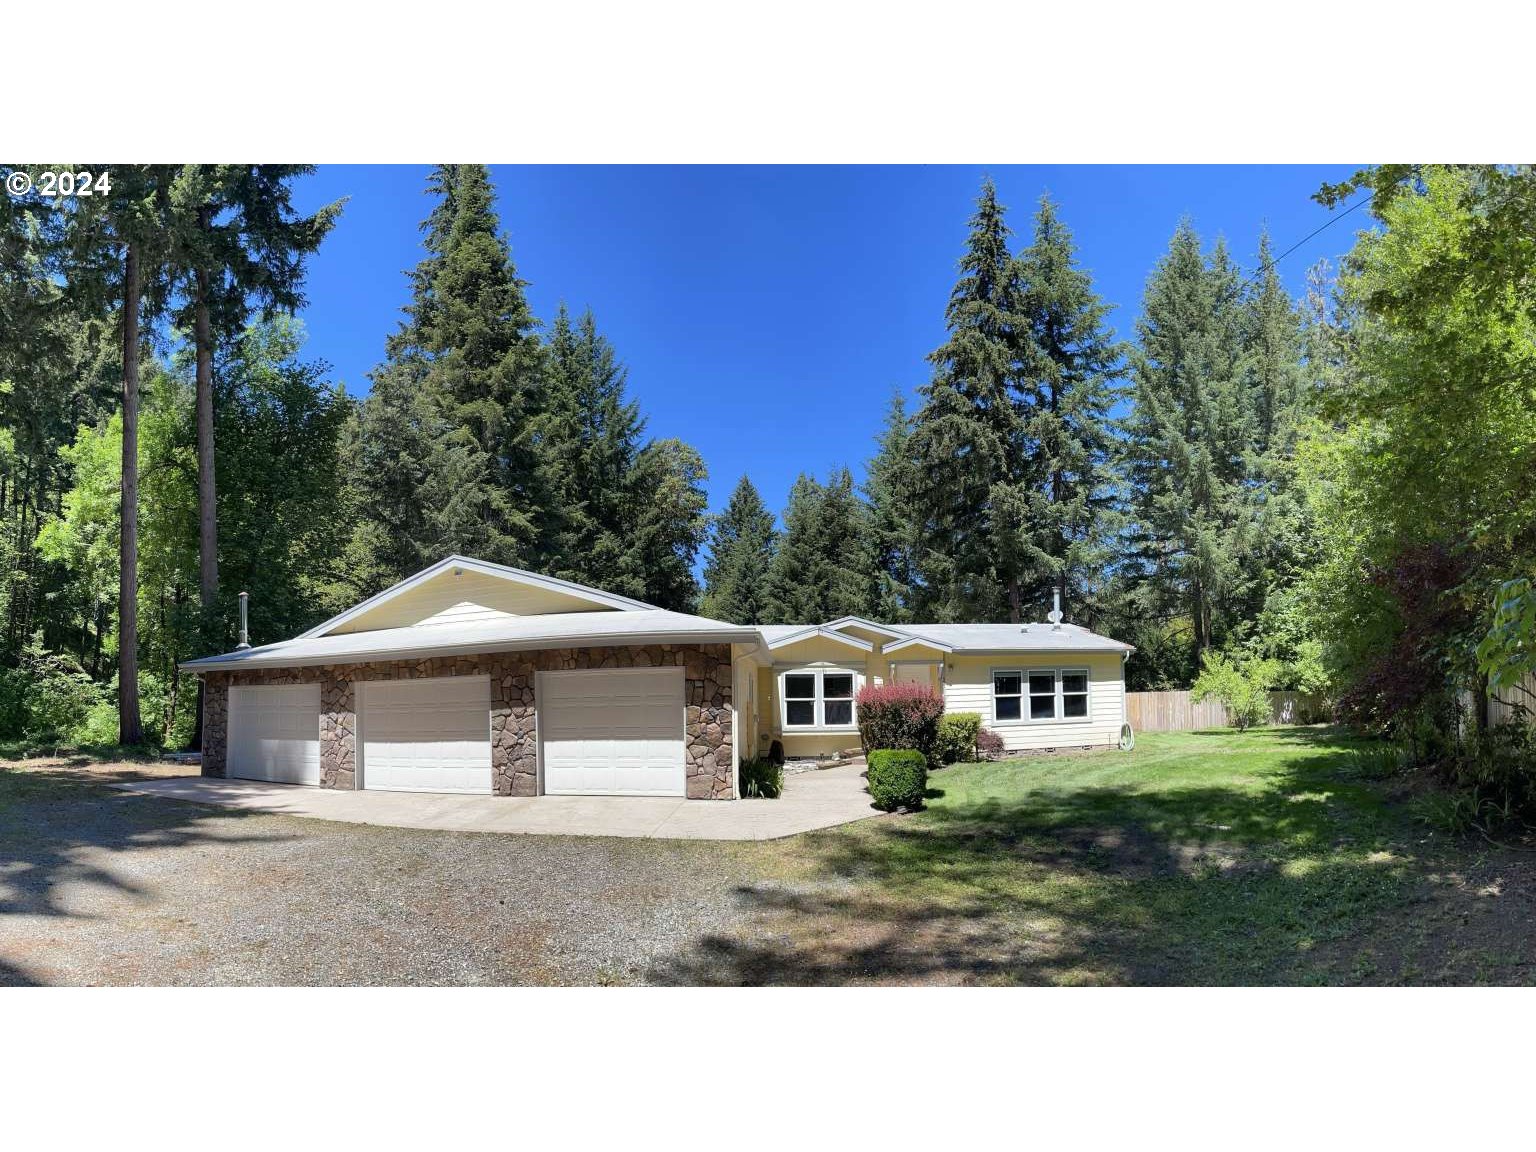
[119,243,145,746]
[195,220,217,611]
[1008,579,1022,625]
[191,221,217,753]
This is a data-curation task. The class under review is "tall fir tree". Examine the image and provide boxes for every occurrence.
[1003,193,1124,623]
[699,475,777,623]
[1123,221,1258,661]
[539,304,646,586]
[763,469,872,623]
[908,178,1028,621]
[863,392,919,622]
[343,165,549,592]
[625,438,709,610]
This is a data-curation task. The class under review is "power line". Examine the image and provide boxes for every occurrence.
[1244,189,1375,289]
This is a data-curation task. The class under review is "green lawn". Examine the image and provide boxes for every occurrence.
[698,727,1536,985]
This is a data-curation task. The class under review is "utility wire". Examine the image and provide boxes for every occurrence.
[1243,189,1375,290]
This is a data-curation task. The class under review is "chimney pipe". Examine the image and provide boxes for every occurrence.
[1050,588,1063,632]
[236,591,251,650]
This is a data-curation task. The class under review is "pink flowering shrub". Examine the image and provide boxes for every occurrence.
[856,681,944,765]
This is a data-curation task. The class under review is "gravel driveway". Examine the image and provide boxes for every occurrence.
[0,760,780,986]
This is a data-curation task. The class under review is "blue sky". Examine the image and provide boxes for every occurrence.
[290,164,1365,521]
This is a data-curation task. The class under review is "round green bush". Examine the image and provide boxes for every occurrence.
[936,712,981,764]
[866,748,928,811]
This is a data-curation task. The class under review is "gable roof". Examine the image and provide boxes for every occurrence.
[299,555,656,639]
[758,625,875,653]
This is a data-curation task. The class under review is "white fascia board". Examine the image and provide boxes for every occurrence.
[764,626,874,653]
[297,554,656,639]
[820,615,908,641]
[881,635,955,655]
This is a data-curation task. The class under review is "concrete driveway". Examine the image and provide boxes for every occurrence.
[112,762,878,840]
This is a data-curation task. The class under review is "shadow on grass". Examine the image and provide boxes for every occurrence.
[0,766,289,984]
[651,730,1453,986]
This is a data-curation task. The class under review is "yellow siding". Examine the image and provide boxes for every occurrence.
[943,652,1125,752]
[330,571,620,634]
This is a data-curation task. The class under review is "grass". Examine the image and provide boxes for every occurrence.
[7,727,1536,986]
[680,726,1536,985]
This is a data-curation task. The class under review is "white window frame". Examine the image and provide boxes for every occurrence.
[779,667,860,732]
[991,666,1092,725]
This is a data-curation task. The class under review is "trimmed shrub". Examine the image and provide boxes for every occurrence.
[856,682,944,765]
[976,727,1005,759]
[866,748,928,811]
[739,758,784,799]
[936,712,981,765]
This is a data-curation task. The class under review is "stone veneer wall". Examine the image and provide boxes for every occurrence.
[199,643,734,799]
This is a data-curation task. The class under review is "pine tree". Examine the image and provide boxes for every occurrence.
[700,475,777,623]
[625,439,709,610]
[539,304,646,586]
[763,469,872,623]
[1005,193,1124,622]
[1124,221,1257,659]
[909,177,1027,621]
[863,392,919,622]
[344,165,548,589]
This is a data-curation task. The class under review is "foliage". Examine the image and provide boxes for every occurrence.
[738,757,784,799]
[342,164,547,584]
[700,475,778,623]
[0,643,105,743]
[907,178,1022,621]
[862,392,920,622]
[854,681,944,765]
[1477,578,1536,698]
[762,469,871,623]
[935,711,981,765]
[997,193,1124,623]
[1124,223,1264,660]
[1191,650,1279,730]
[866,748,928,811]
[1304,167,1536,744]
[975,726,1005,758]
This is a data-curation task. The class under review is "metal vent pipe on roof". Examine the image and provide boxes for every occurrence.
[236,591,251,650]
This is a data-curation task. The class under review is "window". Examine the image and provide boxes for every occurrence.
[993,671,1022,721]
[1028,672,1056,719]
[823,673,854,726]
[781,669,859,729]
[784,674,817,727]
[993,667,1092,723]
[1062,670,1089,718]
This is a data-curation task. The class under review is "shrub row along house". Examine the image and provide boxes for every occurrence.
[183,555,1133,800]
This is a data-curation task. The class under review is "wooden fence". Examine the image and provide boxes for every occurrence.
[1126,690,1327,733]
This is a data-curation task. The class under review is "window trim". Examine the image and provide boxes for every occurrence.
[991,666,1092,726]
[778,667,861,733]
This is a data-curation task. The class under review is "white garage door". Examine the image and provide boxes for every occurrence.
[359,676,492,794]
[227,683,321,785]
[540,668,685,797]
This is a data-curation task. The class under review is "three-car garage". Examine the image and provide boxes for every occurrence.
[223,669,688,798]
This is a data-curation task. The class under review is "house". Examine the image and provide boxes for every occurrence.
[182,555,1133,801]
